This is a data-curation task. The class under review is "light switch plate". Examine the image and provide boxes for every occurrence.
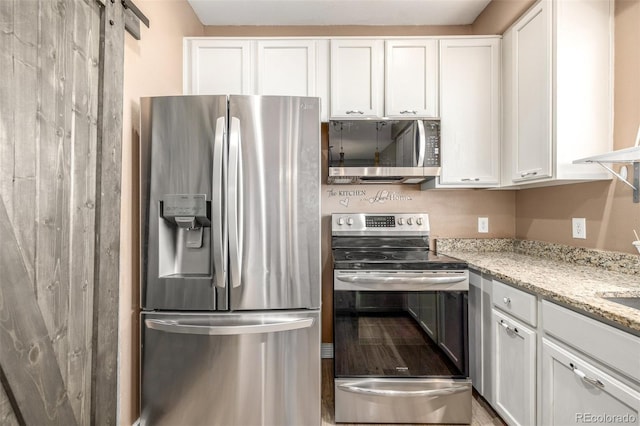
[572,218,586,239]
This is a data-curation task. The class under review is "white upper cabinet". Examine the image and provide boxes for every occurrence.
[255,39,329,120]
[502,0,613,187]
[256,40,316,96]
[330,39,384,118]
[184,39,253,95]
[184,38,329,121]
[384,40,438,118]
[436,37,501,187]
[510,2,552,183]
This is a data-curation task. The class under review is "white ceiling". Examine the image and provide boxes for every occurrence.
[188,0,493,26]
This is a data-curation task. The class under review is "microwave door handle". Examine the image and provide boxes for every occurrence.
[145,318,314,335]
[339,275,466,285]
[212,116,227,289]
[228,117,243,289]
[415,119,426,167]
[338,383,469,397]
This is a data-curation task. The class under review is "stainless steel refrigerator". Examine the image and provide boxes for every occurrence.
[139,95,321,426]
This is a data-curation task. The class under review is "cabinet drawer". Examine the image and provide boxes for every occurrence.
[492,280,537,327]
[542,300,640,382]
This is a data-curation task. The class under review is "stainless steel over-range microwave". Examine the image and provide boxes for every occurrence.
[328,119,441,184]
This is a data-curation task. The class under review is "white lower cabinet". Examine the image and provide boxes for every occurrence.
[492,308,536,426]
[469,269,495,402]
[469,271,483,392]
[473,279,640,426]
[541,338,640,426]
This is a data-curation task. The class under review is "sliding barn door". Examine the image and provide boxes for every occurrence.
[0,0,125,424]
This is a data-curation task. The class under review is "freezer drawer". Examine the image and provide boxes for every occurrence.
[140,310,320,426]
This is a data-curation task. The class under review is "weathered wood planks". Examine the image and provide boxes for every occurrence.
[0,198,78,425]
[0,0,124,424]
[91,0,125,424]
[0,378,19,426]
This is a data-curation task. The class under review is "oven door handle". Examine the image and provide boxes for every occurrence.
[337,383,469,398]
[339,275,466,285]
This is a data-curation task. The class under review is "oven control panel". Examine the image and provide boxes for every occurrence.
[332,213,429,235]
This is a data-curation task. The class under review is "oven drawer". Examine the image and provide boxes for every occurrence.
[334,378,472,424]
[334,270,469,291]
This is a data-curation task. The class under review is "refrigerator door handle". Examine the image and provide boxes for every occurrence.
[228,117,244,289]
[145,317,314,336]
[212,116,227,289]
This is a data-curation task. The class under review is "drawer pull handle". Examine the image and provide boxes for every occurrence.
[346,110,364,115]
[570,363,605,389]
[499,319,518,334]
[461,178,480,182]
[400,110,417,115]
[503,297,511,305]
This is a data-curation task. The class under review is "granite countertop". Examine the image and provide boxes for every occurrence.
[436,238,640,335]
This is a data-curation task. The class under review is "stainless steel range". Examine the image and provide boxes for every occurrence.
[332,213,471,424]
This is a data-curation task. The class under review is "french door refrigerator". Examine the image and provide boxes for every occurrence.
[139,95,321,426]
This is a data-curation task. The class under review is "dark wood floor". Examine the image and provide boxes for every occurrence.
[321,359,506,426]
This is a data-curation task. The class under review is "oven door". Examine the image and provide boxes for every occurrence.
[333,269,471,424]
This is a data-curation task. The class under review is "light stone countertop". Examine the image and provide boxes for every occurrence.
[436,239,640,335]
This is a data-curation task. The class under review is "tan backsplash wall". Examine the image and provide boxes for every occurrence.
[515,0,640,254]
[320,124,516,341]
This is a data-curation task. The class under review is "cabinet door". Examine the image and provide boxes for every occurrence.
[385,40,438,118]
[511,1,552,182]
[184,39,252,95]
[481,274,494,404]
[541,338,640,426]
[255,39,329,122]
[330,39,384,118]
[492,309,536,426]
[439,38,501,187]
[256,40,316,97]
[501,28,515,186]
[469,271,483,394]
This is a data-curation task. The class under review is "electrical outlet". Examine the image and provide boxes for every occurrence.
[572,218,586,239]
[478,217,489,233]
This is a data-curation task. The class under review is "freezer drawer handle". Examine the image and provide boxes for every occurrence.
[340,275,466,285]
[338,383,469,398]
[145,317,314,336]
